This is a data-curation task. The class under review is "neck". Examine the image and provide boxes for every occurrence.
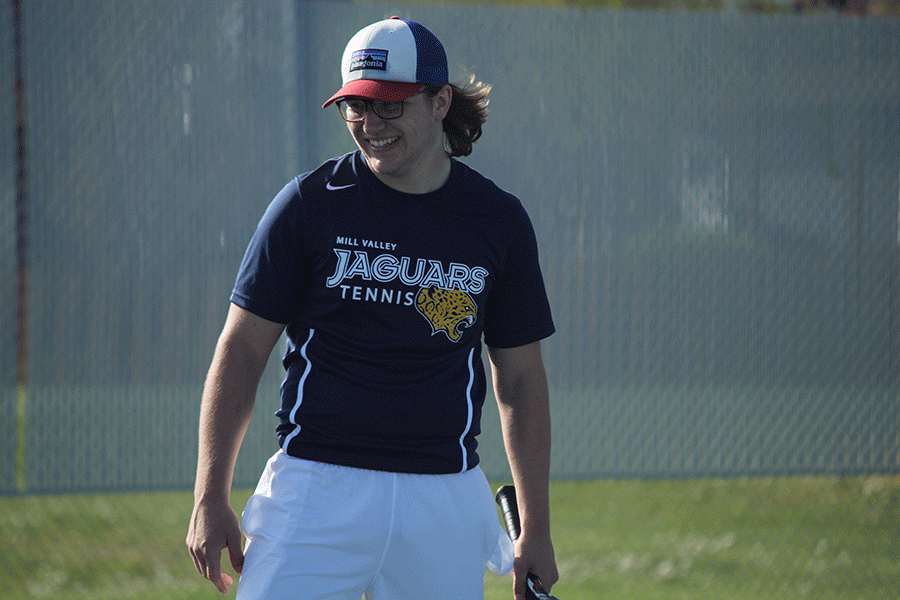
[376,152,451,194]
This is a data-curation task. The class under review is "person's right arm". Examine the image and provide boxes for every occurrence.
[186,303,285,595]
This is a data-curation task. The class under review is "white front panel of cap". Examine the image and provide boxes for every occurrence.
[341,20,418,84]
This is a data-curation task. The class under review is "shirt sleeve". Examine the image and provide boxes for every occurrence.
[230,178,306,325]
[482,204,555,348]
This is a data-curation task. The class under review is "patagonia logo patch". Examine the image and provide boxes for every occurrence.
[350,49,388,72]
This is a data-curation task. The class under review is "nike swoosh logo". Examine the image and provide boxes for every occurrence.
[326,181,356,191]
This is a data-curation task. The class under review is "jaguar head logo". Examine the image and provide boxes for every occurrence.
[415,286,477,342]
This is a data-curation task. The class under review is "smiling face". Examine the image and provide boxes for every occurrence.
[345,85,452,194]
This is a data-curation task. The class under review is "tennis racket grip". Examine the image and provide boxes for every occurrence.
[496,484,522,540]
[495,485,560,600]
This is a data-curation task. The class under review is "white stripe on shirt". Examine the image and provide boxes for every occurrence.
[458,347,476,473]
[282,328,315,452]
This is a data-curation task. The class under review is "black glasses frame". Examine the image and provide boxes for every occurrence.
[335,91,425,122]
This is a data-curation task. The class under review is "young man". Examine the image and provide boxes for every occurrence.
[186,17,558,600]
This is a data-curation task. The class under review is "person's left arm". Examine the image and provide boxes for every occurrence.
[488,340,558,600]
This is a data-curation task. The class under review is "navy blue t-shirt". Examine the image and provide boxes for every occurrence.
[231,151,554,474]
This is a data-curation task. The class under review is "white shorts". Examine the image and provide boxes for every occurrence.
[235,451,514,600]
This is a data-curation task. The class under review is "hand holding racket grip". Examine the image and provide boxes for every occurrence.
[495,485,560,600]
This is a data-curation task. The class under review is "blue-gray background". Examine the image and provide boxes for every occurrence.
[1,1,898,493]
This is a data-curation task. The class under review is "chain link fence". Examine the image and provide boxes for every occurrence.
[1,1,898,495]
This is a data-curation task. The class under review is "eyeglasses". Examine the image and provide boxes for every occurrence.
[336,91,424,122]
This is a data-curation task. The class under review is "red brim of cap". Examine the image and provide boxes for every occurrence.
[322,80,425,108]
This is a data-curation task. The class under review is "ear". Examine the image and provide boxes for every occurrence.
[432,84,452,120]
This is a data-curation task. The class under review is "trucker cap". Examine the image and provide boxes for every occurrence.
[322,17,449,108]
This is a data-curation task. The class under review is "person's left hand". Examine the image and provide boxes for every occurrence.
[511,529,557,600]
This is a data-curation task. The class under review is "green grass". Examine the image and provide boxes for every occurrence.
[2,477,898,600]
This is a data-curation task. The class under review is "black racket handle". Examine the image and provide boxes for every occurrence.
[495,484,522,540]
[495,485,561,600]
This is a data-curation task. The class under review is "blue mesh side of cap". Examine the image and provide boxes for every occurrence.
[402,19,449,85]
